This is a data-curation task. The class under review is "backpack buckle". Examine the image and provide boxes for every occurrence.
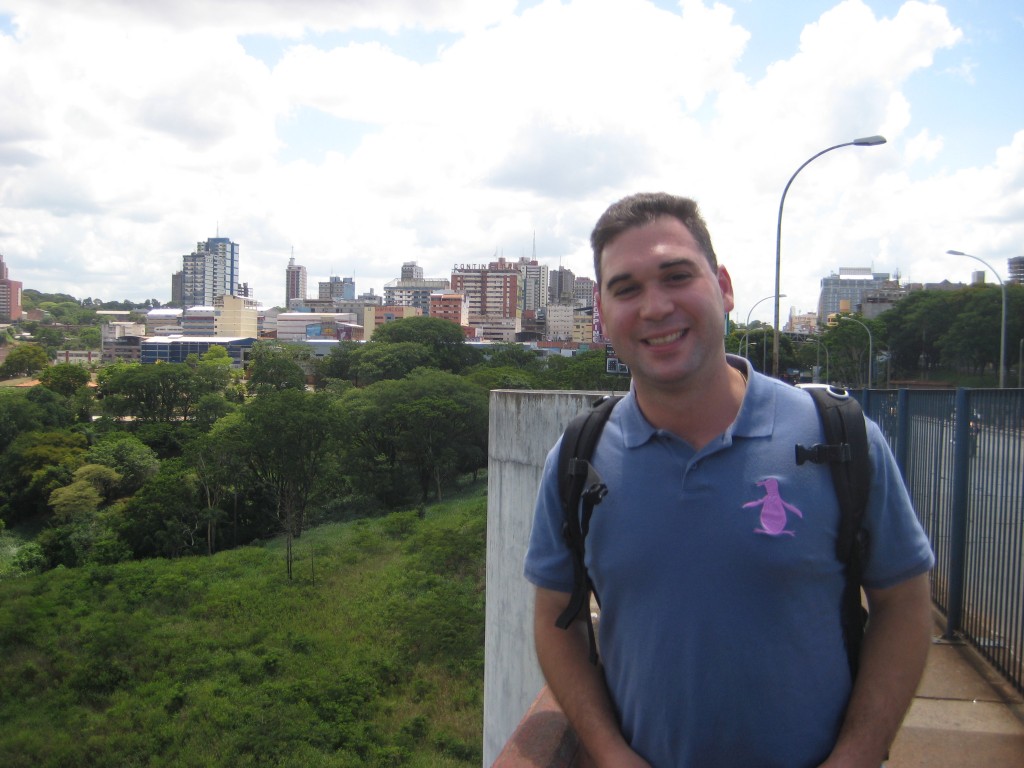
[795,442,852,465]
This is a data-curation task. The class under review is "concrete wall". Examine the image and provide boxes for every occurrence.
[483,389,624,766]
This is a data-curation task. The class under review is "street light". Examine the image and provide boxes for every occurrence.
[840,315,873,388]
[742,293,785,360]
[772,135,886,378]
[947,250,1007,388]
[805,336,830,383]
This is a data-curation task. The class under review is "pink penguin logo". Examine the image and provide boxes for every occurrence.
[743,478,803,536]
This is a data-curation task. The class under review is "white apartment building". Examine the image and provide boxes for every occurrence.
[545,304,573,341]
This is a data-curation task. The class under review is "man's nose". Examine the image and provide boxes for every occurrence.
[640,286,673,318]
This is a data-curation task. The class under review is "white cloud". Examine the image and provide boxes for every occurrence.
[905,129,943,164]
[0,0,1018,323]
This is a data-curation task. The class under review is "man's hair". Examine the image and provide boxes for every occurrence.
[590,192,718,285]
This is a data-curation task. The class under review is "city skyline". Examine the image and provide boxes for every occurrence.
[0,1,1021,322]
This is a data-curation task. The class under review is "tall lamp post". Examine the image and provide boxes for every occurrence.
[772,135,887,378]
[805,336,830,383]
[742,293,785,360]
[841,315,873,388]
[947,250,1007,388]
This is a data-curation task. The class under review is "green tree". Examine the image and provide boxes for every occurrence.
[937,286,1002,377]
[185,423,248,555]
[38,363,91,397]
[464,365,538,391]
[0,387,76,455]
[481,343,544,371]
[820,314,884,387]
[49,478,104,522]
[193,392,238,430]
[24,386,76,429]
[78,327,102,349]
[236,390,340,577]
[539,349,626,390]
[246,343,307,394]
[337,369,487,505]
[0,430,88,523]
[29,325,66,352]
[0,390,48,453]
[0,344,50,378]
[97,362,215,422]
[119,459,203,558]
[370,316,478,373]
[70,463,124,503]
[318,340,361,383]
[350,341,435,386]
[85,433,160,496]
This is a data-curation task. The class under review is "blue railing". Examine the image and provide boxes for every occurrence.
[859,387,1023,695]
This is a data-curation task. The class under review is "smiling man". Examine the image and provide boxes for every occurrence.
[524,193,934,767]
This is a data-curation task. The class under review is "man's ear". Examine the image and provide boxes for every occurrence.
[717,265,735,313]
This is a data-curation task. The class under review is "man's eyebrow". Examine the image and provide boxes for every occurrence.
[604,258,698,290]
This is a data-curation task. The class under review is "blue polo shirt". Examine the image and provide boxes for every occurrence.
[525,356,934,767]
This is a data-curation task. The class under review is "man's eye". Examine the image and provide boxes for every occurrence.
[666,272,691,283]
[613,285,638,297]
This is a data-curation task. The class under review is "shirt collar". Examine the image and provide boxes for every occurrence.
[617,354,776,448]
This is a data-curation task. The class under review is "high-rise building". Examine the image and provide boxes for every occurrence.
[1009,256,1024,286]
[573,276,596,308]
[0,253,23,321]
[182,237,239,308]
[429,291,469,327]
[516,257,549,312]
[285,256,307,307]
[170,271,183,305]
[451,259,522,341]
[384,262,449,315]
[401,262,424,281]
[548,266,576,305]
[817,268,895,320]
[319,276,355,302]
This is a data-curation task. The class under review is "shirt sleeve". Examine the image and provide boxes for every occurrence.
[523,440,576,594]
[861,419,936,590]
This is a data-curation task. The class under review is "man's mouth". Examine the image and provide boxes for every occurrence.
[643,329,686,346]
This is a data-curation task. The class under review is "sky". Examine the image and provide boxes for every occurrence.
[0,0,1022,325]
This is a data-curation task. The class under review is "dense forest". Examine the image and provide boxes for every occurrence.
[1,314,624,578]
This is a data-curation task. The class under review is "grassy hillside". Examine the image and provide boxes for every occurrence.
[0,485,487,767]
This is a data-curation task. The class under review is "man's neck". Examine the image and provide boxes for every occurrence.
[633,359,747,451]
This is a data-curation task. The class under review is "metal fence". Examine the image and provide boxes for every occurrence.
[858,387,1024,695]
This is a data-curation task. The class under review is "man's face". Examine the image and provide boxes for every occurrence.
[597,215,734,392]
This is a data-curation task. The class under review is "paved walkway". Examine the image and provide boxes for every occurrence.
[887,612,1024,767]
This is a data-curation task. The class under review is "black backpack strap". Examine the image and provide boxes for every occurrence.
[555,395,621,664]
[796,385,872,678]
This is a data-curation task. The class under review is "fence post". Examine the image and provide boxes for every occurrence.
[944,387,972,641]
[895,388,909,479]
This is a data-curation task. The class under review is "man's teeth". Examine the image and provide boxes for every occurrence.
[645,330,683,346]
